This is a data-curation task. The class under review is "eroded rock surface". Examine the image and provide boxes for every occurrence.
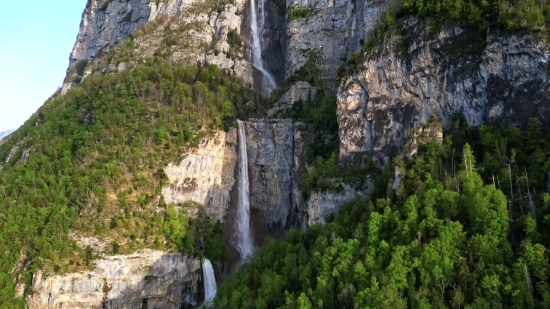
[162,130,238,222]
[28,250,200,309]
[307,182,370,226]
[268,81,317,116]
[244,119,305,229]
[338,18,550,162]
[67,0,254,87]
[286,0,388,83]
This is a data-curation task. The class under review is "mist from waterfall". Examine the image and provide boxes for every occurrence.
[202,258,217,307]
[236,120,254,260]
[250,0,277,93]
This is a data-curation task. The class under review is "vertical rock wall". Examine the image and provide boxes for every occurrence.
[286,0,388,82]
[244,119,306,231]
[28,251,200,309]
[162,130,238,223]
[68,0,255,87]
[337,19,550,162]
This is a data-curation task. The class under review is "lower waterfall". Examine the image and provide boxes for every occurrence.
[202,258,217,307]
[236,120,254,260]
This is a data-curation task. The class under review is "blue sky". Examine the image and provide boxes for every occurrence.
[0,1,86,129]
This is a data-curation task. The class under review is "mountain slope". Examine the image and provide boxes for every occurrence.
[0,60,252,307]
[2,0,550,307]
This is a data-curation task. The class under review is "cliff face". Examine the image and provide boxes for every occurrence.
[67,0,254,88]
[162,130,238,223]
[244,119,305,231]
[307,183,370,226]
[337,18,550,162]
[286,0,387,83]
[28,250,200,309]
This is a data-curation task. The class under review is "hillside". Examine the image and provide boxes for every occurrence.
[1,0,550,307]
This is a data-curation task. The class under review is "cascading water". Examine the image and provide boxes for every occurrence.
[250,0,277,93]
[236,120,254,260]
[202,258,217,307]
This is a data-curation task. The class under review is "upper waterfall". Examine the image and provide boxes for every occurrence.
[250,0,277,93]
[202,258,217,307]
[236,120,254,260]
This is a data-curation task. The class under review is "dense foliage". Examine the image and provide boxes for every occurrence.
[214,117,550,309]
[402,0,550,32]
[0,60,251,307]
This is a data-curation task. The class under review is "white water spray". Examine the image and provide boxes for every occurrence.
[250,0,277,93]
[236,120,254,260]
[202,258,217,307]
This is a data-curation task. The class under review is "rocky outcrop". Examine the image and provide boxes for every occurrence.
[307,183,370,226]
[268,81,317,116]
[244,119,305,229]
[338,18,550,162]
[162,130,238,222]
[401,121,444,158]
[68,0,254,86]
[28,250,200,309]
[286,0,388,83]
[162,121,307,230]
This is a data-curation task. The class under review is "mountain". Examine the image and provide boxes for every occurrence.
[0,128,15,140]
[1,0,550,308]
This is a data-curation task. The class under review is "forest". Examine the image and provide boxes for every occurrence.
[401,0,550,32]
[1,0,550,307]
[0,59,252,307]
[214,116,550,309]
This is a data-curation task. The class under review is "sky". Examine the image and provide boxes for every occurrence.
[0,1,86,129]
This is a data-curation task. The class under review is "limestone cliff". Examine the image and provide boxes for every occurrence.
[65,0,254,90]
[28,250,200,309]
[244,119,305,231]
[162,130,238,223]
[307,183,370,226]
[161,120,306,230]
[337,18,550,162]
[286,0,388,83]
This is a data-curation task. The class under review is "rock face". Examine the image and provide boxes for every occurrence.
[162,130,238,223]
[286,0,388,83]
[244,119,305,230]
[268,81,317,116]
[338,18,550,162]
[307,183,370,226]
[162,122,307,231]
[68,0,254,85]
[402,121,444,159]
[28,250,200,309]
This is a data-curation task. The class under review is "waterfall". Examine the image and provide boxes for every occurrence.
[236,120,254,260]
[202,258,217,307]
[250,0,277,93]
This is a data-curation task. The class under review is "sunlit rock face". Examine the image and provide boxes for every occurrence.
[66,0,254,88]
[28,250,200,309]
[337,18,550,163]
[162,130,238,223]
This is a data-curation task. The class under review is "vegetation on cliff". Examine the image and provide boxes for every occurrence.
[402,0,550,32]
[214,117,550,309]
[0,59,251,307]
